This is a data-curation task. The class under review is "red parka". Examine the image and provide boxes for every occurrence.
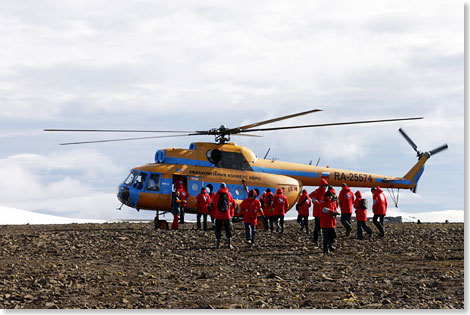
[230,198,236,217]
[272,188,289,216]
[263,191,275,217]
[353,190,367,222]
[338,186,355,214]
[240,197,263,226]
[309,179,328,217]
[176,184,189,207]
[212,187,234,220]
[196,189,211,214]
[372,187,387,216]
[297,190,311,217]
[320,198,338,229]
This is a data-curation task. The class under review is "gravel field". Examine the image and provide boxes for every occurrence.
[0,220,464,309]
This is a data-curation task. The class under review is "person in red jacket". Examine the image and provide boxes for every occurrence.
[354,190,372,240]
[272,188,289,234]
[320,190,340,254]
[208,188,217,228]
[262,188,275,232]
[196,188,211,231]
[170,190,181,230]
[240,190,264,246]
[296,189,312,234]
[212,183,234,249]
[176,183,189,224]
[372,186,387,237]
[309,179,329,245]
[338,183,355,237]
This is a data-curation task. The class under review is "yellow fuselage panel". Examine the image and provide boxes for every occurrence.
[251,159,414,189]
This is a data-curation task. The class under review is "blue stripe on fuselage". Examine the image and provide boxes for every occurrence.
[376,178,413,185]
[163,157,214,167]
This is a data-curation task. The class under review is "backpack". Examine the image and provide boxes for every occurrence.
[217,192,229,212]
[267,194,273,206]
[360,198,368,210]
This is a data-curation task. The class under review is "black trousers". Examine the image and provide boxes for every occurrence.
[313,216,321,243]
[179,207,186,223]
[357,221,372,240]
[373,215,385,236]
[197,213,208,231]
[322,228,337,253]
[266,216,274,232]
[341,213,352,235]
[299,215,309,234]
[273,215,285,233]
[215,219,232,239]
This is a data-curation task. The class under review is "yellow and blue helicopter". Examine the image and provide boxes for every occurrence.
[45,109,447,228]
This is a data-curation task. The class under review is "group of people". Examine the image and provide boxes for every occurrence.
[300,179,388,254]
[170,178,388,254]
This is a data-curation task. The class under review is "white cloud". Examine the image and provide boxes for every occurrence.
[0,150,140,220]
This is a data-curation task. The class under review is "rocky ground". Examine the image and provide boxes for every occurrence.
[0,220,464,309]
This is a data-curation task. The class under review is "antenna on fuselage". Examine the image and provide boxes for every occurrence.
[316,157,321,166]
[264,148,271,159]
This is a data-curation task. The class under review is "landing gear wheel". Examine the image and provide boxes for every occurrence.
[154,220,169,230]
[159,220,169,229]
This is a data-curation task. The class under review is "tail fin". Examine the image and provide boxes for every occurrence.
[403,154,429,192]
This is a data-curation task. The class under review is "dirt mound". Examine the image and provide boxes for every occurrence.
[0,220,463,309]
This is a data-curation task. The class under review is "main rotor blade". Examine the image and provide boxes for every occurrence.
[227,108,323,133]
[44,128,199,133]
[428,144,448,156]
[59,134,199,145]
[238,117,423,133]
[398,128,419,152]
[232,134,263,137]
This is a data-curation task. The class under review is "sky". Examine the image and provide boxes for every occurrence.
[0,0,464,222]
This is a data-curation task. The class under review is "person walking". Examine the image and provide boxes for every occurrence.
[338,183,354,237]
[272,188,289,234]
[262,188,275,232]
[171,190,182,230]
[320,190,340,254]
[372,186,387,237]
[196,188,211,231]
[240,190,264,246]
[354,190,372,240]
[296,189,312,234]
[176,183,189,224]
[212,183,235,249]
[309,179,329,245]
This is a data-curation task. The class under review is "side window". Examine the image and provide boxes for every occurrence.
[124,170,138,185]
[133,172,148,190]
[146,173,161,192]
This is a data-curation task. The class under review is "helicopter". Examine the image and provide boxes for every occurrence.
[45,109,448,229]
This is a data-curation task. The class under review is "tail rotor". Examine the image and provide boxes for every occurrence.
[429,144,449,156]
[399,128,448,193]
[399,128,448,158]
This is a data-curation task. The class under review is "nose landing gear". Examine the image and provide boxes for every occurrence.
[153,210,168,230]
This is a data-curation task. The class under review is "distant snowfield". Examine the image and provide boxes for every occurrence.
[0,205,106,225]
[385,208,464,223]
[0,205,464,225]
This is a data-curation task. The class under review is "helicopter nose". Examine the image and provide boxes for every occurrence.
[117,184,131,206]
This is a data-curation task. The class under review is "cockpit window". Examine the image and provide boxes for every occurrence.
[133,172,147,190]
[124,170,138,185]
[146,173,161,192]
